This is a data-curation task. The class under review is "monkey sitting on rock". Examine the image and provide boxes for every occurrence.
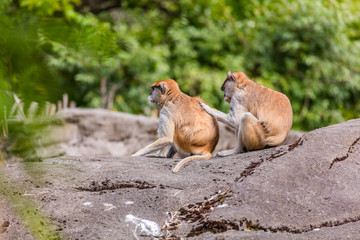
[201,71,293,156]
[132,79,219,173]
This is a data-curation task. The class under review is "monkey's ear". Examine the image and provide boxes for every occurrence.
[159,82,166,94]
[227,71,236,81]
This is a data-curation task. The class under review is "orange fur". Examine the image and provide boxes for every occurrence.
[231,72,293,146]
[201,71,293,156]
[132,79,219,173]
[152,80,219,156]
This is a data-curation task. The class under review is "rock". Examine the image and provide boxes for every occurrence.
[1,117,360,239]
[39,108,159,157]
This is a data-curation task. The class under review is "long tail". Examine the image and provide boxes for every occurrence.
[172,152,212,173]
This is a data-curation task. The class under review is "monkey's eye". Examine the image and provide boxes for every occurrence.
[150,85,162,95]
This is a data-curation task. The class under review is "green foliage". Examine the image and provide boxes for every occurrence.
[0,1,62,103]
[1,0,360,131]
[0,91,56,161]
[19,0,81,16]
[238,0,360,129]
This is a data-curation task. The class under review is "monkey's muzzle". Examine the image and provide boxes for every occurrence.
[224,95,231,103]
[148,96,155,104]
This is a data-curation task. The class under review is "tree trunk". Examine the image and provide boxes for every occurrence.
[100,77,108,109]
[107,83,119,109]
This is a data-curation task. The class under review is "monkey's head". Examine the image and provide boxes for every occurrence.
[221,71,238,103]
[221,71,250,103]
[148,79,180,107]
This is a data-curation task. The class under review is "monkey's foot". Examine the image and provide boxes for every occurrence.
[216,149,238,157]
[131,152,142,157]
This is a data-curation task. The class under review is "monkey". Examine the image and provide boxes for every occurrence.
[200,71,293,156]
[132,79,219,173]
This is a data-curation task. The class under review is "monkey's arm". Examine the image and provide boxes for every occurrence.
[132,137,172,156]
[200,102,235,129]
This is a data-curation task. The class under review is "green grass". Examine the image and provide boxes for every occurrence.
[0,169,63,240]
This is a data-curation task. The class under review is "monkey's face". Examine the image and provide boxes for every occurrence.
[221,72,237,103]
[149,80,180,107]
[148,83,166,106]
[148,86,160,105]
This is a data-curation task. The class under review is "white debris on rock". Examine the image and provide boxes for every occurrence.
[83,202,92,206]
[125,214,161,240]
[217,203,228,208]
[103,203,117,211]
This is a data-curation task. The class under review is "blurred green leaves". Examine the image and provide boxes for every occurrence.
[19,0,81,16]
[0,91,58,162]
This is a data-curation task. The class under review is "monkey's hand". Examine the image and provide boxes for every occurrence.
[200,102,225,118]
[199,102,212,114]
[200,102,235,129]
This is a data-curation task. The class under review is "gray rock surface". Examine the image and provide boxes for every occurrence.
[1,109,359,240]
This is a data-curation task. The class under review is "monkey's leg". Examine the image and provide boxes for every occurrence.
[200,103,235,129]
[172,152,212,173]
[239,112,266,151]
[216,149,238,157]
[216,128,240,157]
[217,112,266,156]
[165,144,177,158]
[158,146,169,156]
[132,137,172,156]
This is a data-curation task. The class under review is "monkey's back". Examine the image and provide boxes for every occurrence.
[245,83,293,145]
[172,95,219,155]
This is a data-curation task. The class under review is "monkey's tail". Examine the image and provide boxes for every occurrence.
[172,152,212,173]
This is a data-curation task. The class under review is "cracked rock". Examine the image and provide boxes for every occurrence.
[1,111,360,240]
